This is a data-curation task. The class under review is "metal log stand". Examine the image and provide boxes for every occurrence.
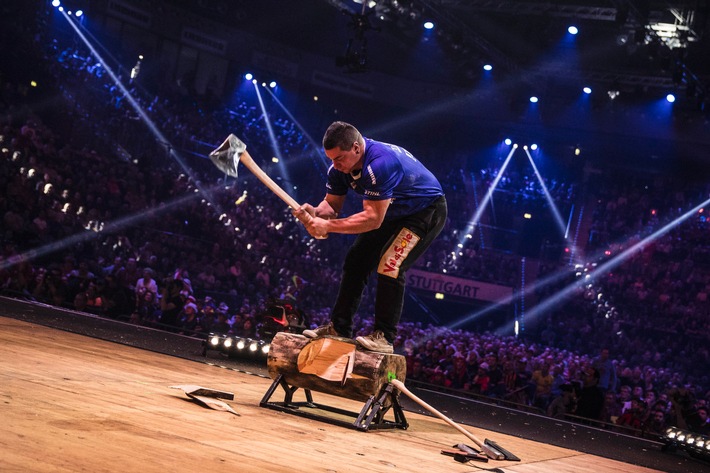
[259,332,408,431]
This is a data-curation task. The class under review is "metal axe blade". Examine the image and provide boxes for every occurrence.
[209,134,246,177]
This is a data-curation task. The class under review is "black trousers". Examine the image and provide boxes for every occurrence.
[330,195,447,342]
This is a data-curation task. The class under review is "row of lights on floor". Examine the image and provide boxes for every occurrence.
[203,333,271,359]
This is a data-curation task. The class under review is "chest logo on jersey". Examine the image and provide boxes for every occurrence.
[378,228,420,278]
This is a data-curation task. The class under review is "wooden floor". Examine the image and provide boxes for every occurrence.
[1,317,664,473]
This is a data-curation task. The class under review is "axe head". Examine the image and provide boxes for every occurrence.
[209,134,246,177]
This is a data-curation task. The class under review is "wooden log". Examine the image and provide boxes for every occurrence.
[266,332,406,402]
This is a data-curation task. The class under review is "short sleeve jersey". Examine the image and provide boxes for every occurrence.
[326,138,443,220]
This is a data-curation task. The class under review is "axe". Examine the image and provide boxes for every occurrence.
[209,134,325,237]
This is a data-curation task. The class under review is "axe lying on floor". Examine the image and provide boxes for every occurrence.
[391,379,519,461]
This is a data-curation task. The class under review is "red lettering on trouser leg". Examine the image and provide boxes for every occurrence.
[377,228,420,279]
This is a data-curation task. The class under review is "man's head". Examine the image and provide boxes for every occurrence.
[323,121,365,174]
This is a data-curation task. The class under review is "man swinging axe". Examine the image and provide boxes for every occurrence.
[295,121,447,354]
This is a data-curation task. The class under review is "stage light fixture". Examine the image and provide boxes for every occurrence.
[423,21,434,30]
[664,427,710,461]
[583,87,592,94]
[568,26,579,35]
[529,96,539,103]
[530,143,538,150]
[75,9,83,17]
[236,339,246,350]
[209,335,220,346]
[504,138,512,146]
[666,93,676,103]
[223,338,233,349]
[52,0,60,7]
[244,73,253,80]
[249,340,258,352]
[483,64,493,71]
[269,81,277,88]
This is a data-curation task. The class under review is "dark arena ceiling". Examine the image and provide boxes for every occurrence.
[13,0,710,172]
[160,1,710,159]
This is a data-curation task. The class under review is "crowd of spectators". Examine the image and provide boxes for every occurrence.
[1,2,709,439]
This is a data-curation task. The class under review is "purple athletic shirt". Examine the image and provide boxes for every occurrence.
[326,138,444,220]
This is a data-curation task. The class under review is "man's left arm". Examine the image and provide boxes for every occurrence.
[306,198,390,237]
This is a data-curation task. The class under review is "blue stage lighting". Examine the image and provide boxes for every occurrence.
[666,94,676,103]
[423,21,434,30]
[483,64,493,71]
[529,96,539,103]
[244,73,253,81]
[269,81,277,88]
[75,9,83,17]
[583,86,592,94]
[52,0,60,7]
[568,26,579,35]
[504,138,512,146]
[530,143,538,151]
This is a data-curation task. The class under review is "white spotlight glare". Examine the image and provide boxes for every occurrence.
[483,64,493,71]
[529,96,539,103]
[504,138,512,146]
[269,81,277,88]
[52,0,61,6]
[568,26,579,35]
[583,86,592,94]
[423,21,434,30]
[530,143,538,150]
[75,9,83,17]
[244,73,253,80]
[666,93,676,103]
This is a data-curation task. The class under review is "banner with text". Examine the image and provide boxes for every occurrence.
[406,269,513,303]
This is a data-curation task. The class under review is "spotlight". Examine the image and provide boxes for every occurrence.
[52,0,60,7]
[504,138,512,146]
[666,93,676,103]
[223,338,233,349]
[568,26,579,35]
[236,339,246,350]
[423,21,434,30]
[269,81,277,88]
[209,335,220,346]
[75,9,83,17]
[249,340,258,352]
[483,64,493,71]
[583,86,592,94]
[530,143,538,150]
[529,96,539,103]
[244,73,253,80]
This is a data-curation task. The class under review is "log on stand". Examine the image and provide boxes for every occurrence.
[260,332,408,431]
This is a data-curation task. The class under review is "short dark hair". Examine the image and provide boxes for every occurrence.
[322,121,362,151]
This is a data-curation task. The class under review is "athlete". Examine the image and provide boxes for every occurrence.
[294,121,447,353]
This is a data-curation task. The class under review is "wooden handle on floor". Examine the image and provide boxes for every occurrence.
[390,379,504,460]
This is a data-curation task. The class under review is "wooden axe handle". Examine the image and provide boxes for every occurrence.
[240,150,302,214]
[240,151,327,239]
[390,379,504,460]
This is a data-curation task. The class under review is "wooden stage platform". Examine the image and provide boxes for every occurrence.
[0,317,679,472]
